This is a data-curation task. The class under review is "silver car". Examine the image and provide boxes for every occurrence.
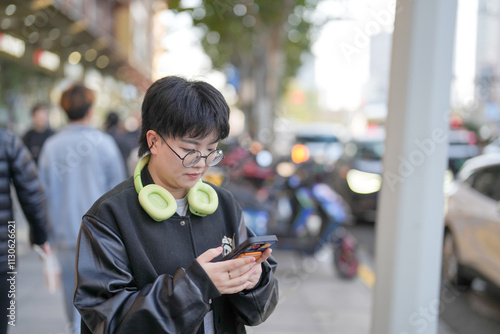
[443,153,500,289]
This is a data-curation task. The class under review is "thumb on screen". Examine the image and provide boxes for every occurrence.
[197,246,223,264]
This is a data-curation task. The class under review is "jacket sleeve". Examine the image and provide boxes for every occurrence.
[8,133,48,245]
[225,226,279,326]
[74,215,221,334]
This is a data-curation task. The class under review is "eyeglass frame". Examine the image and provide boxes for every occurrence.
[156,133,224,168]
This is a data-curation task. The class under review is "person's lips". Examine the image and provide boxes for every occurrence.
[185,173,201,180]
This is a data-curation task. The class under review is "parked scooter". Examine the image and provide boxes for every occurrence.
[269,163,359,279]
[216,143,359,278]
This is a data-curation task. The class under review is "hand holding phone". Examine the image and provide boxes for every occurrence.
[221,235,277,261]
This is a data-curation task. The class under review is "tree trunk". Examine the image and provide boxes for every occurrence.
[234,0,295,146]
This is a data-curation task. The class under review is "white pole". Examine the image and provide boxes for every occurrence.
[371,0,458,333]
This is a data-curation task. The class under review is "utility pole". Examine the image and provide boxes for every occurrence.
[371,0,458,333]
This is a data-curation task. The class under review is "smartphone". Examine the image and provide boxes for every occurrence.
[221,235,278,261]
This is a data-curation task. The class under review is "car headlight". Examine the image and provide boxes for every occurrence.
[346,169,382,194]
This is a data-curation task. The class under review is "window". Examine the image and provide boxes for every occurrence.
[354,141,384,161]
[470,166,500,201]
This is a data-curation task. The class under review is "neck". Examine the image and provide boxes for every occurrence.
[70,110,92,124]
[34,124,47,132]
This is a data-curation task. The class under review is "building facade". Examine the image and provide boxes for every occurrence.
[0,0,163,134]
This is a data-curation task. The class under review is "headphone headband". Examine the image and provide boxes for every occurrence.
[134,154,150,194]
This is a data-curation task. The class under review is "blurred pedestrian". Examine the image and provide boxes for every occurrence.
[121,113,141,175]
[0,128,51,334]
[103,110,120,135]
[38,84,126,334]
[22,103,55,164]
[104,111,140,175]
[74,76,278,333]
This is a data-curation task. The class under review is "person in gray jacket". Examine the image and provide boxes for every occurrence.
[39,84,126,334]
[74,76,279,333]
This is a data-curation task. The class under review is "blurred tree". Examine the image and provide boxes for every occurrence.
[167,0,324,146]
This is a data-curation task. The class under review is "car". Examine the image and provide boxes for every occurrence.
[329,134,384,222]
[442,153,500,289]
[295,131,344,166]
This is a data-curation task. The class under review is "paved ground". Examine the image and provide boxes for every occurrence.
[9,236,458,334]
[11,242,375,334]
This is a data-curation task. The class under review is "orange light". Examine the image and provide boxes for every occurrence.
[249,141,264,155]
[291,144,310,164]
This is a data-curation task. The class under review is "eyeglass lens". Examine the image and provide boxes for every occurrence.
[183,150,223,167]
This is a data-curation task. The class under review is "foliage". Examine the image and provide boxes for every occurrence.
[167,0,324,141]
[169,0,320,84]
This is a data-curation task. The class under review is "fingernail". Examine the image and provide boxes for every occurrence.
[216,246,222,252]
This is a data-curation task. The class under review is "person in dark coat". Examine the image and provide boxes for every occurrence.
[0,128,51,333]
[22,103,55,164]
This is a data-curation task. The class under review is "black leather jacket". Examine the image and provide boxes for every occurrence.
[75,172,279,334]
[0,129,49,272]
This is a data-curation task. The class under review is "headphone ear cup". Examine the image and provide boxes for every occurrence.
[187,182,218,217]
[138,184,177,221]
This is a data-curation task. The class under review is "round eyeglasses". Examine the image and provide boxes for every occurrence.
[158,134,224,167]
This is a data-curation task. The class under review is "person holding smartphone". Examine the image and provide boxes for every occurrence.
[74,76,278,334]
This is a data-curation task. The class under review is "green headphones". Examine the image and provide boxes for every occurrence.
[134,155,219,221]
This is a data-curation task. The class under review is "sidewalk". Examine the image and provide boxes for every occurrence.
[11,229,68,334]
[253,247,372,334]
[11,223,456,334]
[254,246,457,334]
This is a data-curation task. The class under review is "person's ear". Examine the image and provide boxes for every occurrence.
[146,130,159,154]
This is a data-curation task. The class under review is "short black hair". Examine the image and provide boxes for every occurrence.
[138,76,230,157]
[31,103,49,115]
[105,111,120,131]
